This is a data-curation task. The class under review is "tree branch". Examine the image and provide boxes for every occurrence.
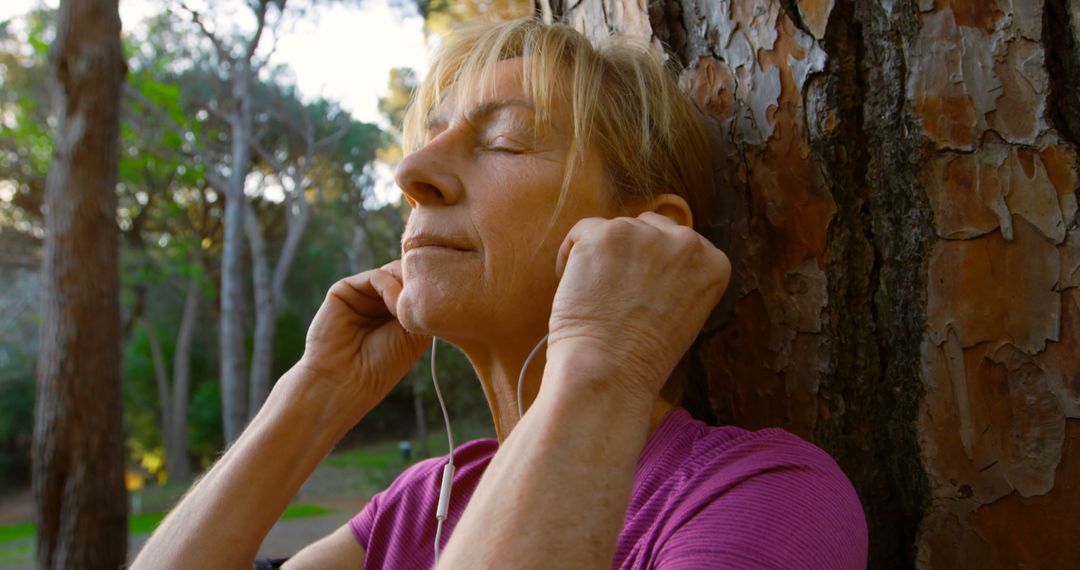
[181,3,235,65]
[250,137,289,175]
[0,253,40,268]
[124,83,229,192]
[245,0,272,62]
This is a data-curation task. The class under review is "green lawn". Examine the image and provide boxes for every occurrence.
[0,524,32,544]
[0,503,335,545]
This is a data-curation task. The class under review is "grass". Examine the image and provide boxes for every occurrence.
[0,503,336,545]
[280,504,334,520]
[0,524,32,544]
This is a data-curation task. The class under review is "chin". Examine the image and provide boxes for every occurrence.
[397,282,466,338]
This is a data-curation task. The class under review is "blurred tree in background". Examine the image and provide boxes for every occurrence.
[0,0,523,494]
[31,0,128,565]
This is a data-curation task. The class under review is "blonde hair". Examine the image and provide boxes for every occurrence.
[402,18,715,235]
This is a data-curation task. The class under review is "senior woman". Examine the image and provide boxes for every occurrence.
[133,18,867,569]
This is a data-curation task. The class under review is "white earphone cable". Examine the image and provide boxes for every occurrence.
[431,332,548,565]
[516,334,549,419]
[431,338,455,566]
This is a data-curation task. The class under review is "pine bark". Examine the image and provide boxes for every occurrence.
[32,0,128,567]
[550,0,1080,567]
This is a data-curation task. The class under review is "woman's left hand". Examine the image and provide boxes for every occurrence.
[547,212,731,402]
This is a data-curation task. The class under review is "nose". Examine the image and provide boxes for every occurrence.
[395,137,463,208]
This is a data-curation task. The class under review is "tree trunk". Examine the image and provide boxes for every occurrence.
[32,0,128,567]
[245,202,276,419]
[551,0,1080,567]
[348,223,373,274]
[219,60,255,444]
[142,317,173,461]
[245,112,331,417]
[413,374,430,458]
[168,276,200,482]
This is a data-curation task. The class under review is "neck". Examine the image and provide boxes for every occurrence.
[455,336,674,443]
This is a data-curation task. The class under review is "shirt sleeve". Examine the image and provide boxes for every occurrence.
[348,487,382,551]
[653,433,868,569]
[347,455,443,551]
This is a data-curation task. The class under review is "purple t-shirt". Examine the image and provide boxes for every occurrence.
[349,408,867,568]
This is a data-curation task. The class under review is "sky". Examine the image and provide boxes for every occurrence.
[0,0,432,202]
[0,0,431,124]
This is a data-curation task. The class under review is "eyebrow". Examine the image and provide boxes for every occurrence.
[425,98,536,132]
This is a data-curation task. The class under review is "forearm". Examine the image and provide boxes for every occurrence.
[131,367,358,569]
[439,352,655,569]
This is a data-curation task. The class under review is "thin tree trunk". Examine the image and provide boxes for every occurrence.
[272,195,309,305]
[219,60,254,444]
[168,276,200,482]
[412,375,430,458]
[142,317,173,458]
[32,0,128,567]
[245,202,275,418]
[246,202,311,416]
[245,112,333,416]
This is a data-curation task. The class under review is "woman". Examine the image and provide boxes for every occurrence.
[133,18,867,569]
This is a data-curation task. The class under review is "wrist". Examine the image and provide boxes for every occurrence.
[266,365,369,438]
[539,341,658,417]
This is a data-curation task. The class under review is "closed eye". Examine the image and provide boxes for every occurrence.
[483,136,527,153]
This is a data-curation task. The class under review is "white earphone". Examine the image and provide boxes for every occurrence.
[429,333,549,564]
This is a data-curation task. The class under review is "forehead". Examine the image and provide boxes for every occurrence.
[431,57,569,130]
[433,58,527,118]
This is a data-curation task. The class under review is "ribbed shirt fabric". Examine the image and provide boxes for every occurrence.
[349,407,868,569]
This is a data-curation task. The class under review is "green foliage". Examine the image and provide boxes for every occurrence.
[0,7,54,231]
[187,380,224,466]
[123,327,165,452]
[0,347,34,487]
[413,0,533,35]
[271,309,307,381]
[0,0,486,490]
[0,385,32,486]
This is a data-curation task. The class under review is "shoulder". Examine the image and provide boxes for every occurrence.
[633,410,867,569]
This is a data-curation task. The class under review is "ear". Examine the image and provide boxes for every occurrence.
[642,193,693,227]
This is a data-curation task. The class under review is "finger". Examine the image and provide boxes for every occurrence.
[555,217,605,278]
[637,210,680,228]
[331,272,388,317]
[369,269,404,318]
[709,247,733,295]
[381,259,404,283]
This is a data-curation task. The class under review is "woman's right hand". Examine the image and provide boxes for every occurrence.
[293,260,430,420]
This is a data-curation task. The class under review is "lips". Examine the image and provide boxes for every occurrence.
[401,233,475,254]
